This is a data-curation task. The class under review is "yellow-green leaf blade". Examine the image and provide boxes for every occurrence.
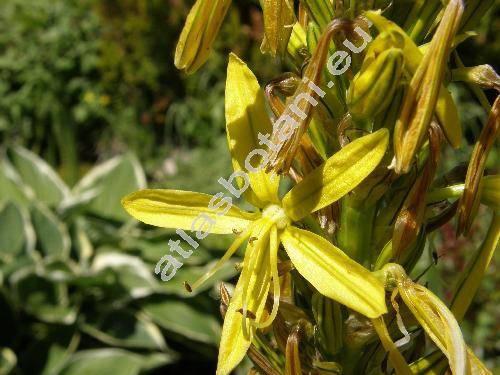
[282,129,389,221]
[226,53,280,206]
[280,226,387,318]
[122,189,258,234]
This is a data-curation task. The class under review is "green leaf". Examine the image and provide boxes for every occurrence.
[73,154,146,221]
[12,272,77,324]
[142,295,221,344]
[0,158,31,207]
[91,252,158,299]
[81,310,167,351]
[8,146,70,207]
[59,349,169,375]
[0,201,34,259]
[31,204,70,259]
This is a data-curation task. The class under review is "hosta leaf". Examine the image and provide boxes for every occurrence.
[282,129,389,221]
[12,273,76,324]
[59,349,175,375]
[142,295,221,344]
[225,53,279,206]
[91,252,157,299]
[74,154,146,221]
[8,146,70,207]
[280,226,387,318]
[31,204,70,259]
[0,202,28,258]
[122,189,258,234]
[81,310,167,350]
[0,158,31,207]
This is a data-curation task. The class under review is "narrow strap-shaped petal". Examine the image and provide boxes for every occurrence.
[282,129,389,221]
[122,189,259,234]
[217,219,272,375]
[280,226,387,318]
[398,279,467,375]
[256,225,280,329]
[225,53,280,207]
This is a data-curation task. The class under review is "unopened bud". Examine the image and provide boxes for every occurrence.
[261,0,295,57]
[348,48,404,121]
[174,0,231,74]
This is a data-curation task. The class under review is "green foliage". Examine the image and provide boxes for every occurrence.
[0,146,238,373]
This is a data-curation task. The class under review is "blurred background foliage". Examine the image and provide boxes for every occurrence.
[0,0,498,373]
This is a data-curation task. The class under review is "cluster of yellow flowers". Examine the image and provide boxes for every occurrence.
[122,1,499,374]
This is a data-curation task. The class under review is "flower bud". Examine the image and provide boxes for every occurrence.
[174,0,231,74]
[457,96,499,235]
[347,48,404,121]
[261,0,295,57]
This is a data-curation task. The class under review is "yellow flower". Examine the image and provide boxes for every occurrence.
[122,53,389,375]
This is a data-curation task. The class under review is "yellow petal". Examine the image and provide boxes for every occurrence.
[217,219,272,375]
[398,279,467,375]
[174,0,231,74]
[282,129,389,221]
[280,226,387,318]
[225,53,280,206]
[122,189,258,234]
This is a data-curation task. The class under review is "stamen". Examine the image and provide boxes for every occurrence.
[240,219,274,337]
[257,225,281,329]
[232,228,242,235]
[188,223,255,292]
[391,289,411,348]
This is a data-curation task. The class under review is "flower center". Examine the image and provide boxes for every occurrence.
[262,204,290,230]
